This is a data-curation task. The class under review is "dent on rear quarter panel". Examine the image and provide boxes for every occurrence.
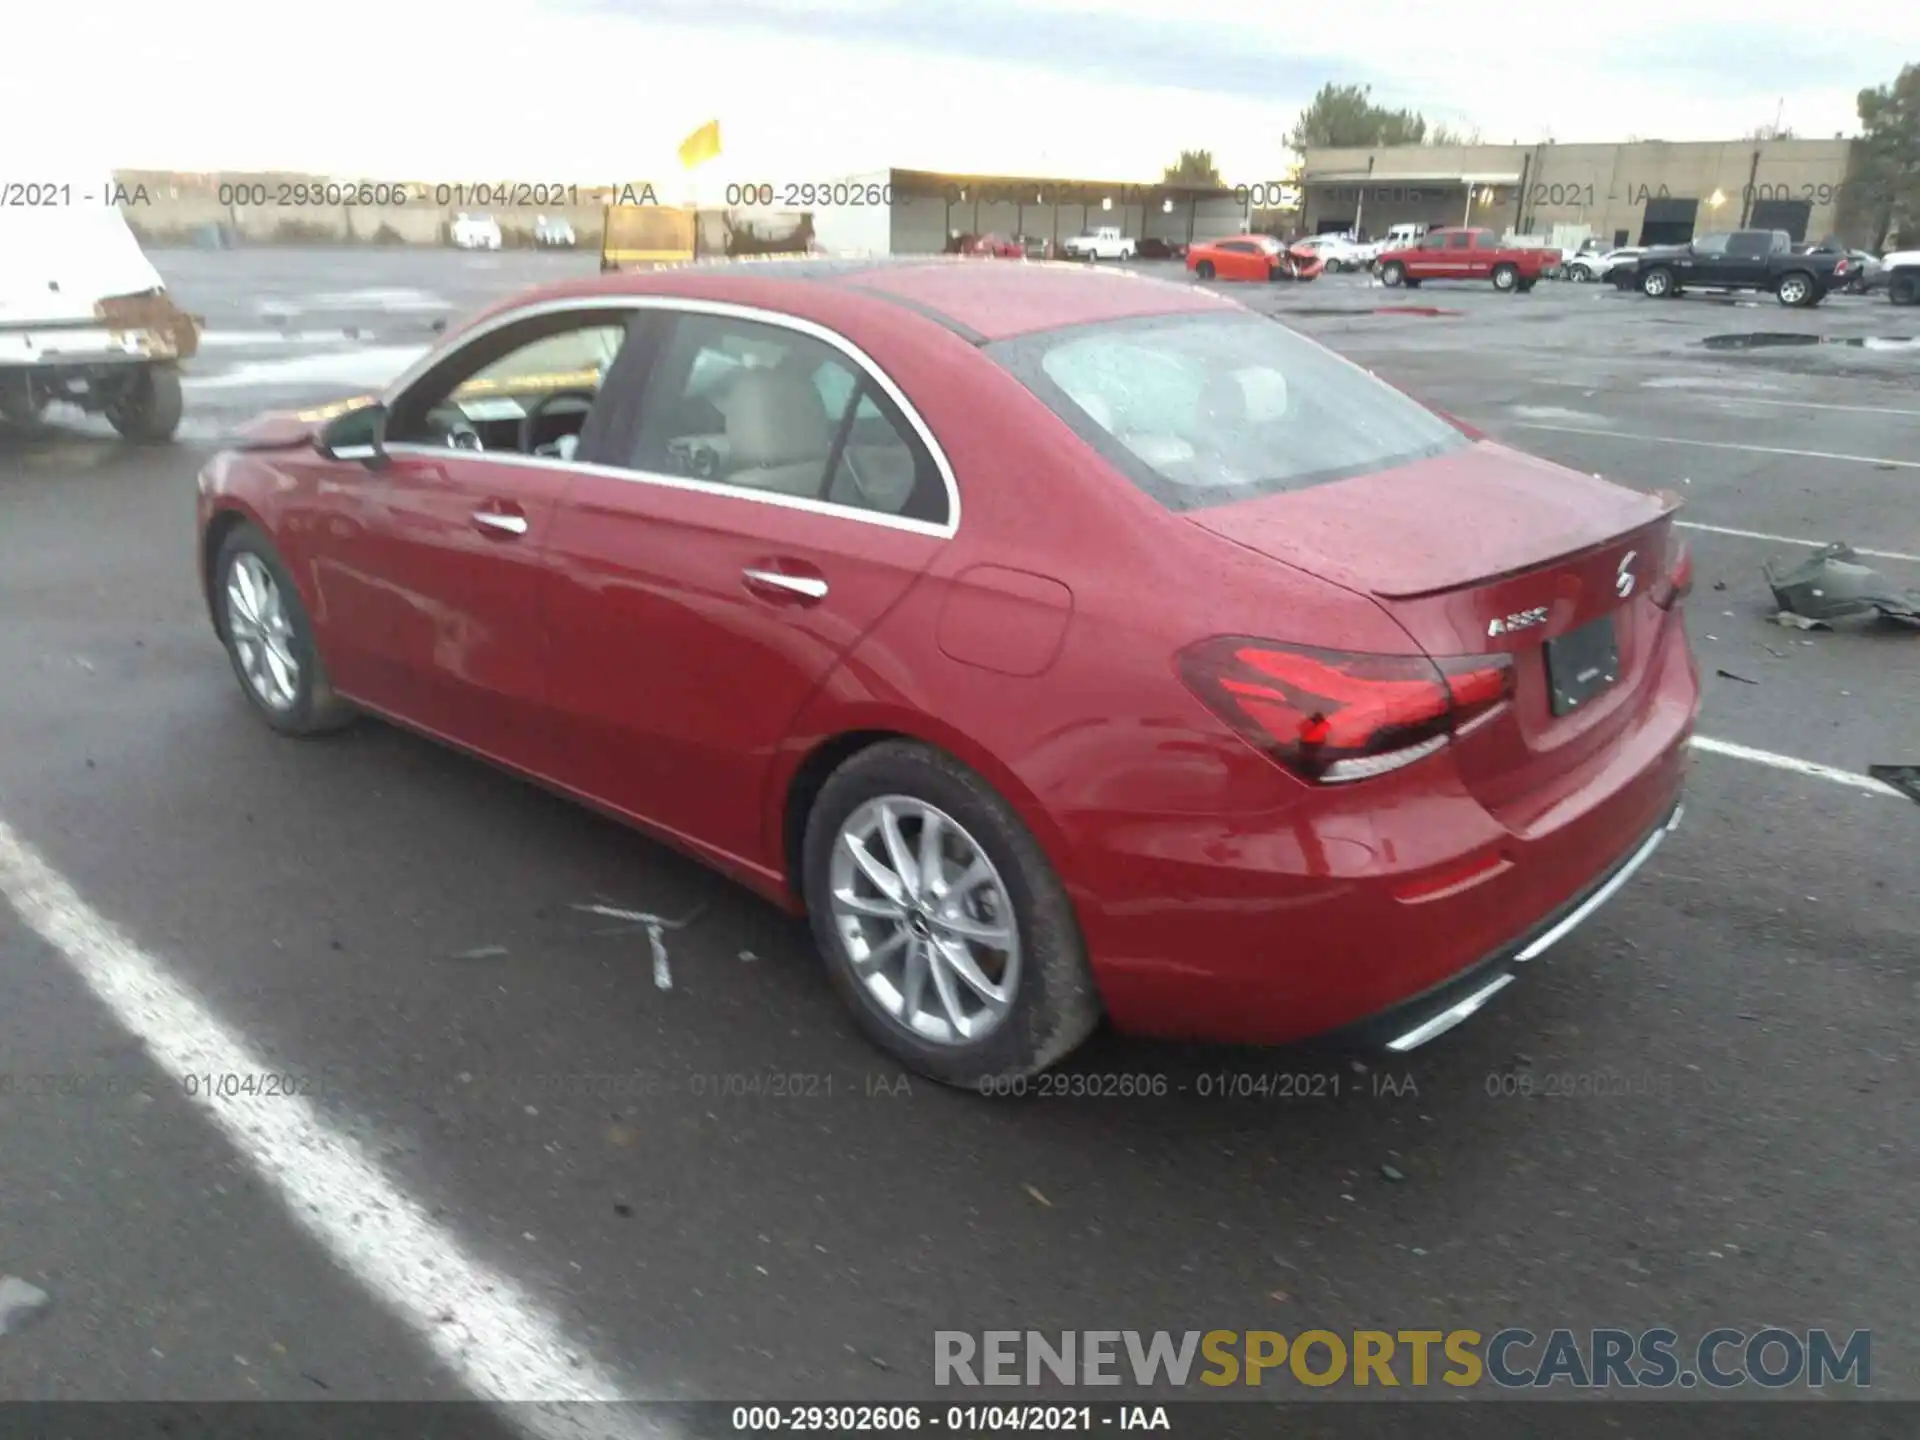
[935,566,1074,676]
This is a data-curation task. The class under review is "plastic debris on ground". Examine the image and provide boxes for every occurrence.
[1763,543,1920,630]
[1866,766,1920,805]
[0,1277,51,1337]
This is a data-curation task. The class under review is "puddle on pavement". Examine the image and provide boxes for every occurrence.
[1703,333,1920,351]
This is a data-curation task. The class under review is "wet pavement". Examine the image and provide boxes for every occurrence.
[0,248,1914,1414]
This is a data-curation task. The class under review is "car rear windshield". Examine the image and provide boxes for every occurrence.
[986,310,1470,512]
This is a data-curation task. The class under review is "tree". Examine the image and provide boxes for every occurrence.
[1286,83,1429,150]
[1841,64,1920,250]
[1163,150,1222,187]
[1428,124,1484,147]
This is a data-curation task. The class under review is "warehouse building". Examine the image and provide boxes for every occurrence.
[799,168,1251,257]
[1299,138,1861,248]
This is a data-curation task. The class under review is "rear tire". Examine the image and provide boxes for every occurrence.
[0,377,49,430]
[1775,271,1818,308]
[212,522,355,737]
[1194,260,1215,280]
[105,364,183,443]
[1885,272,1917,306]
[1569,263,1593,282]
[1492,264,1519,292]
[802,741,1101,1089]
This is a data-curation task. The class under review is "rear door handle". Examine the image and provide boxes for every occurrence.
[743,567,828,601]
[473,510,528,537]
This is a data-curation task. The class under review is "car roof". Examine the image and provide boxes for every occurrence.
[489,258,1238,343]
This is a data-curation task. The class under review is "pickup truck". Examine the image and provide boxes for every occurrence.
[1880,249,1920,305]
[1061,226,1136,261]
[1,198,200,442]
[1374,227,1561,292]
[1611,229,1850,307]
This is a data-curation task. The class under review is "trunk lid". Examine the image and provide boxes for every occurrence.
[1187,442,1681,828]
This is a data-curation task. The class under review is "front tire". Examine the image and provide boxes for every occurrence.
[105,364,183,443]
[1569,263,1593,282]
[1890,273,1920,306]
[1640,266,1675,298]
[802,741,1101,1089]
[213,523,355,736]
[1194,260,1215,280]
[1379,261,1405,287]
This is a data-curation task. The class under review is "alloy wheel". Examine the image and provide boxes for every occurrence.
[827,796,1022,1046]
[225,554,301,711]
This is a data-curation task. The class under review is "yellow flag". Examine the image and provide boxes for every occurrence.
[678,120,721,170]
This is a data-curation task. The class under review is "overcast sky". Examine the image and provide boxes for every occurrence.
[20,0,1918,184]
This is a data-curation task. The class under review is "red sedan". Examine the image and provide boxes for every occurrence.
[1187,234,1326,282]
[196,261,1698,1088]
[958,233,1025,258]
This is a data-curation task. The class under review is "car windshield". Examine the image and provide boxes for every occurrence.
[988,310,1470,512]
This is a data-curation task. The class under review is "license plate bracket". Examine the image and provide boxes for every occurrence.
[1545,614,1620,716]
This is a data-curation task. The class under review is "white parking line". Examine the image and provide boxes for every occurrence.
[1507,422,1920,470]
[0,815,665,1438]
[1691,737,1906,799]
[1675,520,1920,565]
[1711,397,1920,419]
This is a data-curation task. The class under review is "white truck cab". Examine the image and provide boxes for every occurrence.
[0,198,197,441]
[1061,225,1136,261]
[451,212,504,250]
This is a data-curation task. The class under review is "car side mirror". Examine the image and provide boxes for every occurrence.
[315,402,389,466]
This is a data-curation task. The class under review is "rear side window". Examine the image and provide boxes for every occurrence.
[988,311,1469,513]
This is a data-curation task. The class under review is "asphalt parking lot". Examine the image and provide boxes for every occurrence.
[0,248,1914,1419]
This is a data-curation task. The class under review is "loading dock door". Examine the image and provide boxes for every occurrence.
[1639,197,1701,247]
[1748,199,1812,243]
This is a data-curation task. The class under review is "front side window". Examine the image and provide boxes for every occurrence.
[385,311,633,457]
[624,313,947,524]
[1691,233,1732,257]
[1417,234,1447,251]
[989,311,1469,513]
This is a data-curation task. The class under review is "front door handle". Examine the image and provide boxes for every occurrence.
[743,567,828,601]
[473,511,528,537]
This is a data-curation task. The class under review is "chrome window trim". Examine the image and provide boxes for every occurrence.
[377,294,962,538]
[378,445,953,538]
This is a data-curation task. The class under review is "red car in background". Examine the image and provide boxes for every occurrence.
[196,261,1696,1089]
[959,233,1025,258]
[1187,234,1325,282]
[1376,227,1561,292]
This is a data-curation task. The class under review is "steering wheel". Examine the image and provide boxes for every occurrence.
[518,389,599,456]
[429,405,485,451]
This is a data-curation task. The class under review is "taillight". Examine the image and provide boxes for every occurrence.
[1651,537,1694,609]
[1178,638,1516,785]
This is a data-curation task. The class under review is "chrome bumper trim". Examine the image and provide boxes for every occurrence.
[1514,802,1682,964]
[1383,802,1682,1054]
[1387,973,1517,1052]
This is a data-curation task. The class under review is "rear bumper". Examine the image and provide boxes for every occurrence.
[0,327,184,370]
[1336,799,1684,1053]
